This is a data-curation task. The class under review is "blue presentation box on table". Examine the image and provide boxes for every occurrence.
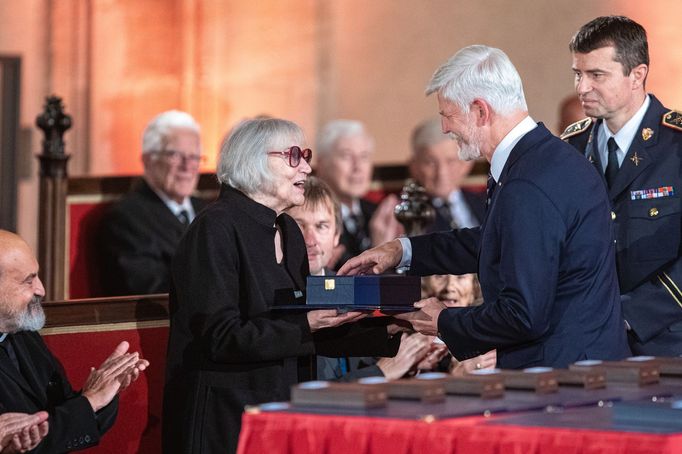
[305,275,421,312]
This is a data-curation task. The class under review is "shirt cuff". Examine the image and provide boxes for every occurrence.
[397,237,412,272]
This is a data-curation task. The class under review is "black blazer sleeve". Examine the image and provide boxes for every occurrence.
[2,332,118,453]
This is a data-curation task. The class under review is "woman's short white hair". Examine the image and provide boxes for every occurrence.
[425,45,527,115]
[142,110,201,154]
[316,119,374,160]
[217,118,305,196]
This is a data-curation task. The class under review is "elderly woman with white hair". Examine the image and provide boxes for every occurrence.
[162,117,400,454]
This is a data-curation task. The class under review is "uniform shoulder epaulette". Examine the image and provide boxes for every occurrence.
[662,110,682,131]
[560,117,592,140]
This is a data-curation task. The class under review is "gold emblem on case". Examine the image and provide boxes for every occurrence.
[324,279,335,290]
[649,208,659,217]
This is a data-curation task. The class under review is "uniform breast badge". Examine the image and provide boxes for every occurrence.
[642,128,654,141]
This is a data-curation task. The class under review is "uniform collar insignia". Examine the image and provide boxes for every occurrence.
[642,127,654,141]
[630,152,643,166]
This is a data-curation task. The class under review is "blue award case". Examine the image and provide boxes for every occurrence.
[305,275,421,312]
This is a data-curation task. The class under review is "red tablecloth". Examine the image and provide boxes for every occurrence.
[237,410,682,454]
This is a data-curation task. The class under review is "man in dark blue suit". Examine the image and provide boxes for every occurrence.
[339,45,630,369]
[562,16,682,356]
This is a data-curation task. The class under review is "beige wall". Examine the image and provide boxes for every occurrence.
[3,0,682,246]
[0,0,49,251]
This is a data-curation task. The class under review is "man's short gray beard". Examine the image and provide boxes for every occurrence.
[456,122,483,162]
[458,143,481,161]
[10,297,46,332]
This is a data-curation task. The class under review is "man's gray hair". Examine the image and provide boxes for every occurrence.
[217,118,305,196]
[425,45,527,115]
[316,119,374,160]
[410,117,451,155]
[142,110,201,154]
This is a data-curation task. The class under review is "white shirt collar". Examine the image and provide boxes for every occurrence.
[599,94,650,159]
[0,333,7,342]
[149,184,195,221]
[340,199,362,219]
[489,116,537,181]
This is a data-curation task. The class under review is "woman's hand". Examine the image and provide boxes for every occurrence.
[307,310,367,332]
[376,333,432,380]
[450,349,497,377]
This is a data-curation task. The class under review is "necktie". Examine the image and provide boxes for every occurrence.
[437,200,457,229]
[177,209,190,227]
[605,137,620,188]
[485,173,497,209]
[347,212,371,251]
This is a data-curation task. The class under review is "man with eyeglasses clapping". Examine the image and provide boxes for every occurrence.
[101,110,208,296]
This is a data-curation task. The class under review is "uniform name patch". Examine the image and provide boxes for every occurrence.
[631,186,675,200]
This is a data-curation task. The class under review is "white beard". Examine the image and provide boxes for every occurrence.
[2,297,46,333]
[456,121,483,161]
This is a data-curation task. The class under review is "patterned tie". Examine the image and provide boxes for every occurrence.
[347,212,371,251]
[177,209,190,227]
[605,137,620,188]
[485,173,496,210]
[437,199,457,229]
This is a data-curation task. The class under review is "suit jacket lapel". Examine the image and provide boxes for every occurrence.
[608,97,664,199]
[479,123,551,252]
[139,180,187,234]
[0,335,44,405]
[584,124,604,177]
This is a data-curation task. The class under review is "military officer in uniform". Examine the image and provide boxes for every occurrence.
[562,16,682,356]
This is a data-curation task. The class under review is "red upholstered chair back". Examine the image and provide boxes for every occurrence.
[42,296,169,454]
[67,197,116,298]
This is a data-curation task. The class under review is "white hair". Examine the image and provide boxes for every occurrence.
[425,45,527,115]
[217,118,305,196]
[142,110,201,154]
[316,119,374,160]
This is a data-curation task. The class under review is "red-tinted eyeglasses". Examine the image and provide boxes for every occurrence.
[267,146,312,167]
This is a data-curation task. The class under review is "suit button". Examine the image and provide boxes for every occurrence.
[85,435,91,442]
[649,207,659,217]
[611,211,616,220]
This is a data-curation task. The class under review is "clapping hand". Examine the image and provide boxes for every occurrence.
[0,411,49,453]
[82,341,149,412]
[376,332,432,380]
[369,194,404,247]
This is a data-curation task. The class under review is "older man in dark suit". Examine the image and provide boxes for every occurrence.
[101,110,207,296]
[409,117,485,232]
[562,16,682,356]
[340,45,631,369]
[0,230,148,453]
